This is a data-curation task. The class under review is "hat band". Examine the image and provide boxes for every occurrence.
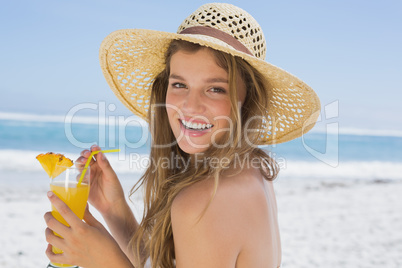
[179,26,253,56]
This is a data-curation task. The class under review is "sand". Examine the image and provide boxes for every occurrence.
[1,171,401,267]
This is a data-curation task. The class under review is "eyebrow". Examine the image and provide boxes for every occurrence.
[169,74,228,84]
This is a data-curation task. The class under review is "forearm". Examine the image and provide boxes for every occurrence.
[101,199,140,264]
[102,241,136,268]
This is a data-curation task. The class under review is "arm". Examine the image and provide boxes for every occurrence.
[171,178,243,267]
[76,145,143,265]
[100,197,139,263]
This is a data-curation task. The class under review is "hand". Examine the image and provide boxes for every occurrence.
[76,145,126,215]
[44,192,133,268]
[76,145,139,264]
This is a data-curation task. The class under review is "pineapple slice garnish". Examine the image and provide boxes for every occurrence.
[36,152,73,178]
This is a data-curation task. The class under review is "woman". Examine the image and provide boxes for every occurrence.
[44,3,320,268]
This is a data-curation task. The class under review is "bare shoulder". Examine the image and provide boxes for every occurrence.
[172,167,268,226]
[171,167,278,267]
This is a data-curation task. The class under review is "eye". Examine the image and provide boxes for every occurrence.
[171,82,187,89]
[209,87,226,94]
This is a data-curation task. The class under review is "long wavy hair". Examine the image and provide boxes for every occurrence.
[129,40,279,267]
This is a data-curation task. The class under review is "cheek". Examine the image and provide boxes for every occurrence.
[165,92,182,127]
[218,99,231,117]
[165,91,183,108]
[211,99,232,126]
[165,92,176,117]
[165,91,173,108]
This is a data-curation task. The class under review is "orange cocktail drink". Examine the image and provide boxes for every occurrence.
[49,166,90,268]
[37,150,118,268]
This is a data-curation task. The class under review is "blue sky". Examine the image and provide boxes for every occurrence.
[1,0,401,131]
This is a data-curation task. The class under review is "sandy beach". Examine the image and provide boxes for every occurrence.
[1,167,401,268]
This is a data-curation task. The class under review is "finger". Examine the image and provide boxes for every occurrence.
[76,145,100,167]
[83,144,102,167]
[75,155,97,168]
[90,144,101,153]
[83,205,104,230]
[45,227,65,250]
[45,243,53,256]
[45,244,67,266]
[44,211,70,237]
[47,192,81,227]
[80,149,91,157]
[74,156,87,169]
[94,152,117,179]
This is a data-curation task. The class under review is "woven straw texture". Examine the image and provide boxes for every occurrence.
[100,3,320,145]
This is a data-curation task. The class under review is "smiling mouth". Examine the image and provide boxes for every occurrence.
[180,119,214,131]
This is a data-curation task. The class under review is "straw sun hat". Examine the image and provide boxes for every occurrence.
[100,3,320,145]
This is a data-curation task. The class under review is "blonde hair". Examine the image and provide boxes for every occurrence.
[129,40,279,267]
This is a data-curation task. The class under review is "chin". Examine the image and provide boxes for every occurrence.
[177,140,210,155]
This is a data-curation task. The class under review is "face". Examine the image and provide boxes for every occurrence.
[165,48,246,154]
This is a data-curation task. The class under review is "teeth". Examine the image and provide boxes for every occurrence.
[181,120,212,130]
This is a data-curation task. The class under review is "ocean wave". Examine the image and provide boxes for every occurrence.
[278,160,402,181]
[0,149,147,175]
[310,126,402,138]
[0,111,148,128]
[1,149,401,181]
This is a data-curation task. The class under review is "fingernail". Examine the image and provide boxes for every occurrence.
[47,191,54,198]
[100,152,106,160]
[91,144,97,150]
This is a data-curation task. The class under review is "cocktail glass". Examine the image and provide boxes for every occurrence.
[47,166,90,268]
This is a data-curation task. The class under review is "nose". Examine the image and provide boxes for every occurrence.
[181,90,205,115]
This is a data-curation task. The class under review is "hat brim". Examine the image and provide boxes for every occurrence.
[100,29,320,144]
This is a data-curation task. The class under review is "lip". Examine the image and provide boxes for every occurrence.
[179,119,213,137]
[180,117,212,125]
